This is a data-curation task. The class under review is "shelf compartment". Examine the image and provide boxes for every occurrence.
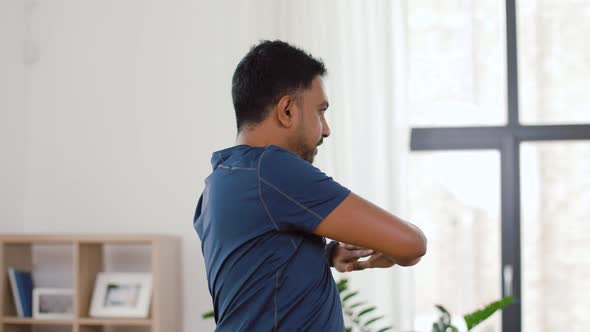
[1,243,75,318]
[75,243,152,320]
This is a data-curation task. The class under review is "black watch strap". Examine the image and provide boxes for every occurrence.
[325,241,339,267]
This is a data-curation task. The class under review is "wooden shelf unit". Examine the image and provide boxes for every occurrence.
[0,234,181,332]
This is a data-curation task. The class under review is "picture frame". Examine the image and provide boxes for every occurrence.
[32,288,74,319]
[89,272,152,318]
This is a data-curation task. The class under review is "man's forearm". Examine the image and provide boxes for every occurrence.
[394,256,422,266]
[376,253,421,267]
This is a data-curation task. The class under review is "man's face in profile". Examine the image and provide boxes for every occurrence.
[291,77,331,164]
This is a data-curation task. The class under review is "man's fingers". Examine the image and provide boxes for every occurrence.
[354,249,375,258]
[346,262,358,272]
[343,249,374,262]
[347,261,370,272]
[341,243,366,250]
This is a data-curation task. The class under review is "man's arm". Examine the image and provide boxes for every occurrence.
[314,192,427,266]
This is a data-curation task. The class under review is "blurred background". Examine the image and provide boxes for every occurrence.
[1,0,589,331]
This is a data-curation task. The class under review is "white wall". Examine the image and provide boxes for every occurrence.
[16,1,280,330]
[0,0,26,233]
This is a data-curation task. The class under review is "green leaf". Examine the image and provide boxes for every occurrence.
[342,291,359,302]
[432,322,442,332]
[349,302,366,309]
[464,296,514,330]
[376,327,393,332]
[364,315,384,326]
[435,304,450,315]
[202,310,214,319]
[345,328,352,332]
[435,304,451,324]
[337,278,349,293]
[358,306,376,317]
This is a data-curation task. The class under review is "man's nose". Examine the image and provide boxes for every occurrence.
[322,121,331,138]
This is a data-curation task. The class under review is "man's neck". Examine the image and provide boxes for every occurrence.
[236,129,289,151]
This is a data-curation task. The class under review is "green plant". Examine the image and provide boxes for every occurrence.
[431,304,458,332]
[432,296,514,332]
[202,310,214,319]
[462,296,514,330]
[337,278,393,332]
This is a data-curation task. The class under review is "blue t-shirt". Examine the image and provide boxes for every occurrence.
[194,144,351,331]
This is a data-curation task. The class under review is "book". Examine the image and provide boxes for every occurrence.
[8,267,34,317]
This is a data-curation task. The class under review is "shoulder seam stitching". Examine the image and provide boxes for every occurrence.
[257,148,281,231]
[217,165,256,171]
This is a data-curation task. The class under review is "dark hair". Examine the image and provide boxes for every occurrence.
[231,40,327,132]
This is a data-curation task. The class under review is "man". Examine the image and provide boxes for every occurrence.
[194,40,427,331]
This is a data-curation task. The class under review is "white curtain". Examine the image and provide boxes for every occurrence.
[245,1,415,330]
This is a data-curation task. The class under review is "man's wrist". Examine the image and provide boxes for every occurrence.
[325,241,339,267]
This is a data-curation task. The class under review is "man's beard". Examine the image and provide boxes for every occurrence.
[300,145,316,164]
[291,137,316,164]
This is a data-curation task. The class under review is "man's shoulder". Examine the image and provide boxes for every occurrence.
[259,145,320,180]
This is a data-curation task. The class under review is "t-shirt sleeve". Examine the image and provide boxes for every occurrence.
[258,146,351,233]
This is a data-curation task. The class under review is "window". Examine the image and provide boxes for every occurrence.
[408,1,590,331]
[518,0,590,125]
[408,0,506,127]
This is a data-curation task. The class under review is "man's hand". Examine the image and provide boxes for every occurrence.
[331,243,397,272]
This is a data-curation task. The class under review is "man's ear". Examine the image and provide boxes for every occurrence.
[276,95,297,128]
